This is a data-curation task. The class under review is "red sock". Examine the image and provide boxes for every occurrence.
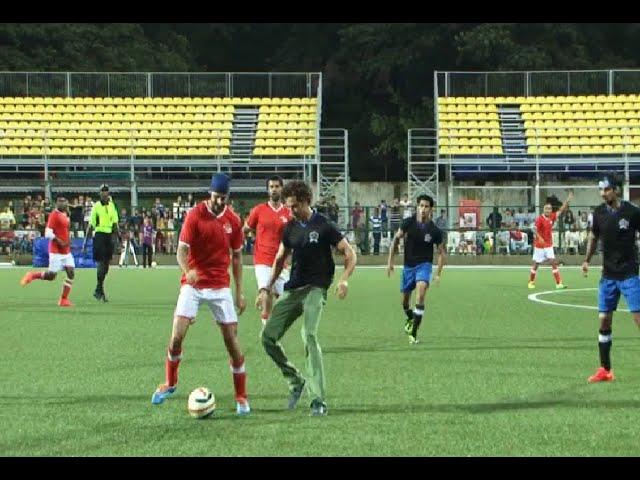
[552,268,562,285]
[529,269,537,282]
[61,278,73,299]
[230,355,247,402]
[30,271,46,281]
[165,348,182,387]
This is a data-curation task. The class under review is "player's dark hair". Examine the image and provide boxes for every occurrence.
[282,180,312,204]
[266,175,284,190]
[416,194,434,207]
[601,171,623,192]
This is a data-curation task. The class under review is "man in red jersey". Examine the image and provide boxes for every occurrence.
[528,191,573,290]
[244,175,292,326]
[151,173,250,416]
[20,196,75,307]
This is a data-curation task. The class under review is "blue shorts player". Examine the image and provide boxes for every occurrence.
[583,172,640,383]
[387,194,446,344]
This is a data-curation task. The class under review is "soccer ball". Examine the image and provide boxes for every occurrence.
[187,387,216,419]
[151,261,157,268]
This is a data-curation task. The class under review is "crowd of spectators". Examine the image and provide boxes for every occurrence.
[0,192,600,259]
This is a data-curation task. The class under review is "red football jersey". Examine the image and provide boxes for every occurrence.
[179,202,243,289]
[47,209,71,254]
[534,211,557,248]
[245,202,292,266]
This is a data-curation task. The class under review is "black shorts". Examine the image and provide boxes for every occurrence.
[93,232,114,261]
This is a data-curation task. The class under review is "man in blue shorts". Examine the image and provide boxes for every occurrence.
[387,194,446,344]
[582,173,640,382]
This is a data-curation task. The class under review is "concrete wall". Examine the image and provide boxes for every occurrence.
[322,180,601,210]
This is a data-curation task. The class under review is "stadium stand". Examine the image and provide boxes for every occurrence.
[437,95,640,156]
[0,96,318,157]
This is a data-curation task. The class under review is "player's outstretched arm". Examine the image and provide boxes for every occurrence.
[177,242,198,285]
[334,238,356,299]
[434,242,446,285]
[270,243,290,285]
[242,222,255,236]
[386,229,404,277]
[261,243,291,307]
[558,190,574,215]
[582,231,598,277]
[231,248,246,315]
[243,207,258,236]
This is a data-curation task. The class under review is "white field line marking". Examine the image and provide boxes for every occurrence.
[528,287,630,313]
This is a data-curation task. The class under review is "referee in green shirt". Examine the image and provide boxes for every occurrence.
[83,184,120,302]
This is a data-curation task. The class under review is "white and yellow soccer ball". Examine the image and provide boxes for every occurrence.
[151,261,157,268]
[187,387,216,419]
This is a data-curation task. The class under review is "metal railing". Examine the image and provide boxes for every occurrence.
[0,72,322,99]
[436,69,640,98]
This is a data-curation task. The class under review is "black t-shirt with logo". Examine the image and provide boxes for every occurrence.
[592,201,640,280]
[282,211,343,290]
[401,216,443,267]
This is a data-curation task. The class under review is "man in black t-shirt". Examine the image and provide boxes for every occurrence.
[583,173,640,383]
[387,194,446,344]
[260,180,357,417]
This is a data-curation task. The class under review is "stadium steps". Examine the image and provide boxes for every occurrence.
[498,105,527,157]
[231,107,258,156]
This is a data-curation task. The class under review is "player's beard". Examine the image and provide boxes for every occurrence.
[213,204,225,215]
[270,192,281,203]
[209,200,225,215]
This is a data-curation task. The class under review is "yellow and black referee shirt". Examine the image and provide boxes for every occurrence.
[90,199,119,234]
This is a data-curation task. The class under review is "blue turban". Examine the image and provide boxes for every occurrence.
[210,173,230,194]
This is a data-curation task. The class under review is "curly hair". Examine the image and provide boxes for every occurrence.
[282,180,313,204]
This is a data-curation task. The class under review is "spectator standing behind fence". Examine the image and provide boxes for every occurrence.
[83,196,93,230]
[563,207,576,230]
[70,197,84,233]
[142,216,155,268]
[131,208,143,239]
[173,195,183,220]
[514,207,527,228]
[400,194,413,219]
[166,212,176,254]
[327,196,339,224]
[21,201,29,228]
[351,202,363,230]
[156,213,166,254]
[502,208,515,229]
[0,205,16,230]
[487,209,502,231]
[370,207,382,255]
[379,200,388,237]
[435,209,447,232]
[154,197,166,218]
[389,199,402,238]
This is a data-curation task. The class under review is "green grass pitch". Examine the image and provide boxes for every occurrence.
[2,265,640,456]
